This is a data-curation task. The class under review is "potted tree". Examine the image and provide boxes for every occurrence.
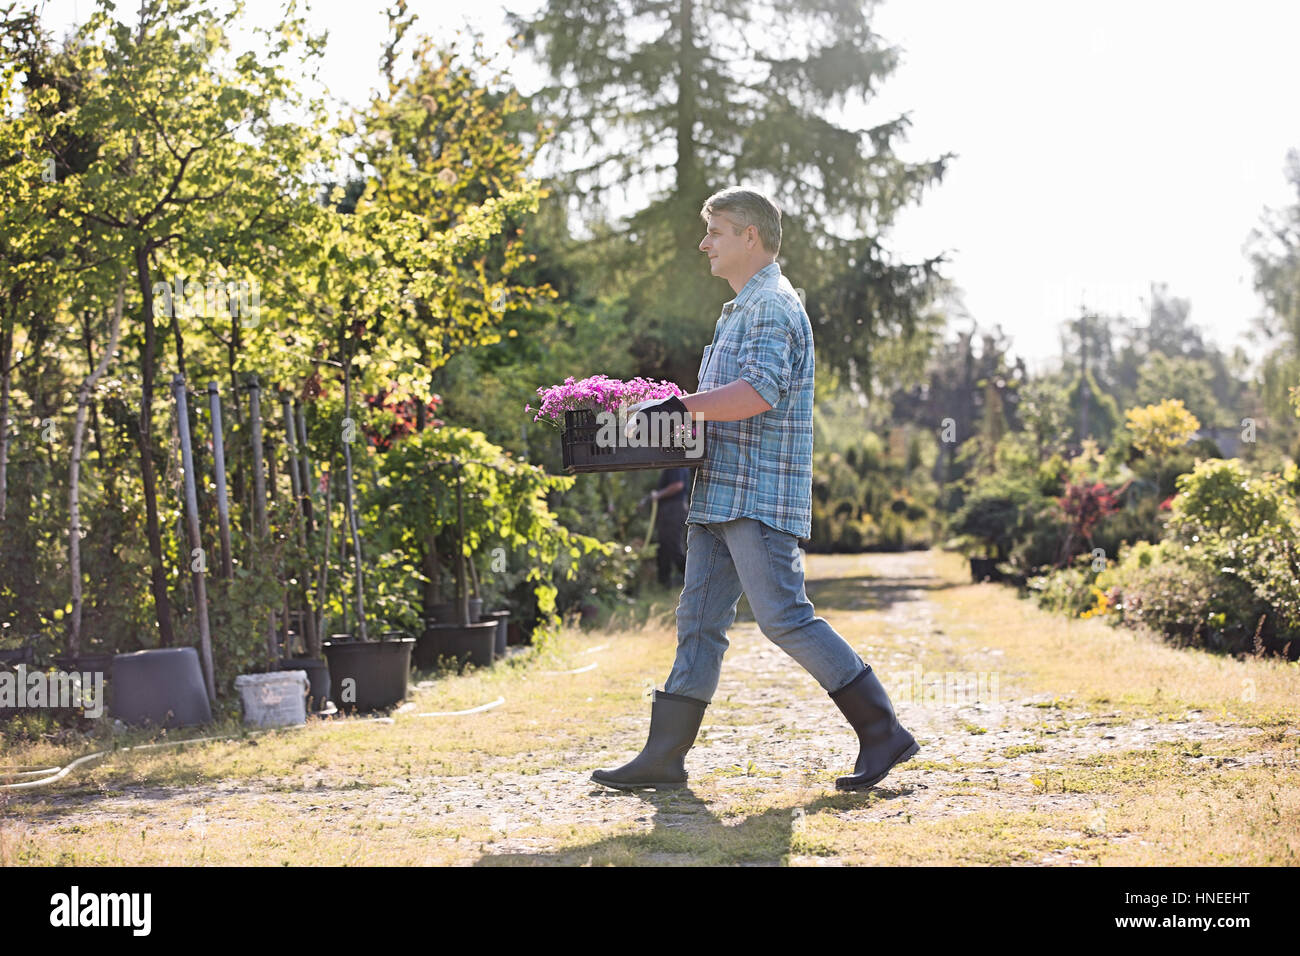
[366,425,616,666]
[948,474,1041,582]
[415,457,499,670]
[319,357,414,713]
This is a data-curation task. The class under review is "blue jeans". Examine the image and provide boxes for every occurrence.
[663,517,867,703]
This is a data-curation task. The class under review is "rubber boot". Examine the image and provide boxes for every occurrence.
[591,689,708,790]
[828,665,919,791]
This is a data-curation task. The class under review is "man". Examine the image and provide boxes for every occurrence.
[640,467,691,588]
[592,186,920,792]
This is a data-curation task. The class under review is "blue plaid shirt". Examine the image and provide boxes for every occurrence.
[686,261,814,539]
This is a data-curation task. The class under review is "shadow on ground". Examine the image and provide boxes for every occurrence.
[473,781,917,866]
[726,571,964,622]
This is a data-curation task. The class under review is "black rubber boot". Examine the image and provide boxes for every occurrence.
[591,690,709,791]
[828,665,919,791]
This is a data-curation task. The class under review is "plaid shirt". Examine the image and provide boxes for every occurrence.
[686,261,815,539]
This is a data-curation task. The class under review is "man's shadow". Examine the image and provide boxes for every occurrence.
[473,780,916,866]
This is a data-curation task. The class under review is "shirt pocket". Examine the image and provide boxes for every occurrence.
[696,344,714,389]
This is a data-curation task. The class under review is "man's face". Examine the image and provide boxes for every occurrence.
[699,212,752,281]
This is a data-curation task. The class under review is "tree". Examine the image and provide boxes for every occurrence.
[1247,148,1300,452]
[1134,352,1224,429]
[348,12,557,424]
[1125,398,1201,460]
[507,0,952,390]
[50,0,328,646]
[1017,377,1072,462]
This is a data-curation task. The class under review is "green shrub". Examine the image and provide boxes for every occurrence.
[948,473,1043,560]
[1026,557,1100,617]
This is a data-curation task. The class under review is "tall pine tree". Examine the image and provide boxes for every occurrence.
[508,0,952,390]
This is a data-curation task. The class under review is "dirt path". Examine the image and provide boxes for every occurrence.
[6,549,1296,866]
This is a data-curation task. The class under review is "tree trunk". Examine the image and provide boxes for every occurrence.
[69,276,127,656]
[421,533,441,610]
[135,242,176,646]
[674,0,699,203]
[0,321,11,523]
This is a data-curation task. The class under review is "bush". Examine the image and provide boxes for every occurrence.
[948,473,1043,560]
[1097,539,1294,656]
[1026,556,1100,617]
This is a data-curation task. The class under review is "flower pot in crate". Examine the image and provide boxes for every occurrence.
[416,620,498,671]
[322,636,414,713]
[277,656,331,714]
[560,408,709,475]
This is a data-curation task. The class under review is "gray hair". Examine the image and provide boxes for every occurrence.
[700,186,782,256]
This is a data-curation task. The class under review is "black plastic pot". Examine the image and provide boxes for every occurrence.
[416,620,498,670]
[427,598,482,624]
[110,647,212,728]
[322,637,414,713]
[507,620,532,646]
[0,646,34,666]
[969,557,1002,583]
[485,610,510,659]
[277,656,331,713]
[54,652,117,674]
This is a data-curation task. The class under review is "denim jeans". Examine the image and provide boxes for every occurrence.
[663,517,868,703]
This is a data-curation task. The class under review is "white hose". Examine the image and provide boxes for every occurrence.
[414,695,505,718]
[540,662,598,675]
[0,712,402,792]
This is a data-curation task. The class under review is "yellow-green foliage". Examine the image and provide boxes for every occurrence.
[1124,399,1201,459]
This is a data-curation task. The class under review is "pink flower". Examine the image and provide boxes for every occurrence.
[526,375,686,428]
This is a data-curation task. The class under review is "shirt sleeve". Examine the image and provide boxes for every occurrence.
[737,294,796,409]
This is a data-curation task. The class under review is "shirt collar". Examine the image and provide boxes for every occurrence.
[721,261,780,315]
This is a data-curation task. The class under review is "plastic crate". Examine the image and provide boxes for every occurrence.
[234,670,309,728]
[560,407,709,474]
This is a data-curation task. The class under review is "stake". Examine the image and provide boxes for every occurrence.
[172,374,216,703]
[343,360,367,642]
[315,463,333,642]
[247,375,276,662]
[248,376,267,537]
[283,393,318,657]
[296,400,314,531]
[455,459,469,628]
[208,382,234,580]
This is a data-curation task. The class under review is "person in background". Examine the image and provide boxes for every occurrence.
[639,466,691,588]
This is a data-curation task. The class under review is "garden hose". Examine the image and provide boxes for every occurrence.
[642,495,658,558]
[414,695,505,718]
[0,707,448,792]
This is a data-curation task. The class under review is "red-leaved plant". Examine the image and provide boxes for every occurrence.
[1055,480,1121,567]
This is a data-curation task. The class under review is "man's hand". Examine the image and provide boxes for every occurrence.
[624,395,689,441]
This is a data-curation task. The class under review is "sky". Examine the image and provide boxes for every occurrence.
[36,0,1300,373]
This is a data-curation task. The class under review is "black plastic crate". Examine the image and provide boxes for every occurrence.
[560,407,709,474]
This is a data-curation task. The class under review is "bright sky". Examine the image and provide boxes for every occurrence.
[38,0,1300,372]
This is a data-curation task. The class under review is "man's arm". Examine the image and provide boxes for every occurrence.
[652,480,685,500]
[680,379,772,422]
